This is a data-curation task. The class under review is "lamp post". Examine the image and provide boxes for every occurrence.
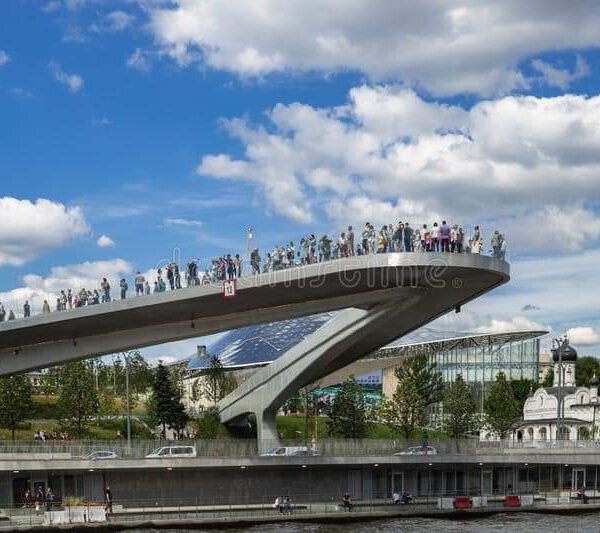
[554,338,565,441]
[121,351,133,454]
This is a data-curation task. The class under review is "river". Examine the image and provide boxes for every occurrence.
[125,511,600,532]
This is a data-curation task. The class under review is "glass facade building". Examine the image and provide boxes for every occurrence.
[378,328,545,419]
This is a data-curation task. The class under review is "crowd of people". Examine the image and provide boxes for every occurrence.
[0,221,506,321]
[22,487,55,511]
[34,430,73,441]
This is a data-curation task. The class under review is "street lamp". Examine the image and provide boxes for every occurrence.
[121,351,134,454]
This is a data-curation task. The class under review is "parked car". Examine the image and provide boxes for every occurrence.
[261,446,320,457]
[394,446,438,456]
[145,445,197,458]
[82,450,119,461]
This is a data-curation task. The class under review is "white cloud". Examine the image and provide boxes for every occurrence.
[126,48,153,73]
[164,217,203,228]
[566,327,600,346]
[48,61,84,93]
[96,234,115,248]
[474,316,548,334]
[494,204,600,254]
[0,259,132,315]
[531,55,589,89]
[0,51,10,67]
[91,117,111,127]
[0,198,89,266]
[148,0,600,96]
[90,10,135,33]
[197,86,600,250]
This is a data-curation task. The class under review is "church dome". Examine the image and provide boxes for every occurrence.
[552,342,578,363]
[591,375,600,387]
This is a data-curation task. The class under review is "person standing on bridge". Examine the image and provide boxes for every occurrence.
[119,278,128,300]
[101,278,111,303]
[135,271,145,296]
[347,226,355,256]
[42,300,50,314]
[23,300,31,318]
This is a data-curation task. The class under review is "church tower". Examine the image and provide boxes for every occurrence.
[552,340,578,387]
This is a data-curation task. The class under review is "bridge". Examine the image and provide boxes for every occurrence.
[0,253,508,449]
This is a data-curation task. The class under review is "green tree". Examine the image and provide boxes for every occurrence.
[0,375,34,439]
[148,363,189,437]
[39,372,59,399]
[380,375,424,438]
[98,390,119,417]
[394,353,443,407]
[484,372,521,439]
[195,407,224,439]
[57,362,99,438]
[510,379,540,410]
[542,368,554,388]
[576,356,600,387]
[443,375,477,439]
[197,356,236,405]
[327,377,369,438]
[126,351,153,398]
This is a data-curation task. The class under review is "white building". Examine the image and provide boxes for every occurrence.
[517,342,600,441]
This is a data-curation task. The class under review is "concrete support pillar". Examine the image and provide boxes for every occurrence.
[256,409,279,453]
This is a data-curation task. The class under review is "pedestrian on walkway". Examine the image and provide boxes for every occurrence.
[135,271,145,296]
[119,278,128,300]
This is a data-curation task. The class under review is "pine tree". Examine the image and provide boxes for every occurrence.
[57,361,99,438]
[327,377,369,438]
[380,374,424,438]
[0,375,34,439]
[148,363,189,437]
[394,353,444,407]
[484,372,521,439]
[443,374,477,439]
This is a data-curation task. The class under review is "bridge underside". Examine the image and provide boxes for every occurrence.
[0,254,508,377]
[217,258,509,452]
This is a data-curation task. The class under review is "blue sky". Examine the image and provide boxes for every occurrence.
[1,1,600,360]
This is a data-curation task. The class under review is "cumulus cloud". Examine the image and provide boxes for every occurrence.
[0,51,9,67]
[96,234,115,248]
[474,316,548,334]
[566,327,600,346]
[0,259,132,316]
[48,61,84,93]
[148,0,600,96]
[0,198,89,266]
[197,86,600,252]
[531,55,589,89]
[90,10,135,33]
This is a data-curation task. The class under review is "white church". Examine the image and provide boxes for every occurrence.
[516,342,600,442]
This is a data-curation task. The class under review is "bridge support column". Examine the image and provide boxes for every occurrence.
[256,409,279,453]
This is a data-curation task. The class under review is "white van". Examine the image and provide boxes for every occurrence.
[145,445,197,458]
[261,446,319,457]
